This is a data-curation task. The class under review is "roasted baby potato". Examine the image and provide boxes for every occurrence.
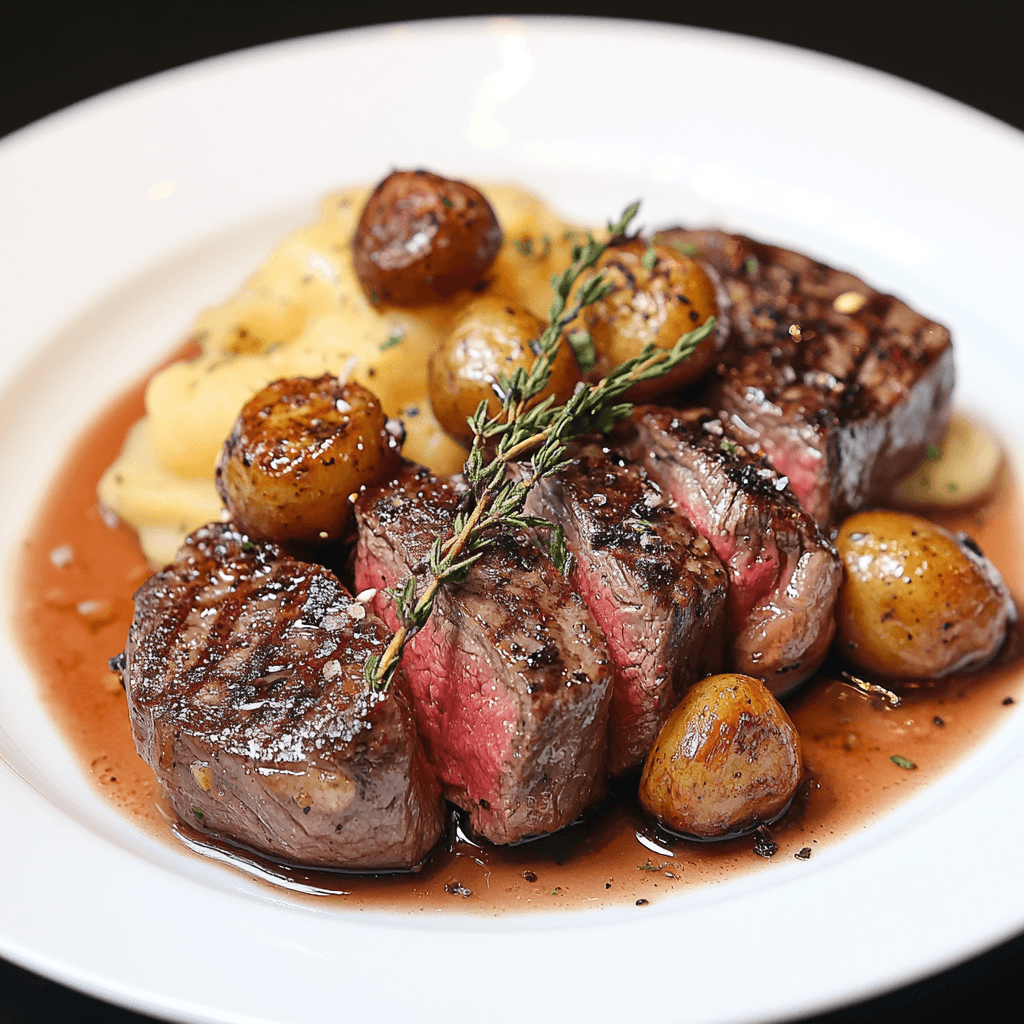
[836,510,1014,679]
[352,170,503,305]
[215,374,401,543]
[892,412,1004,512]
[639,673,802,839]
[428,296,581,445]
[569,240,719,400]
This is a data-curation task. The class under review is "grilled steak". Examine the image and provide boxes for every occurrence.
[118,522,443,871]
[354,462,613,845]
[523,443,727,775]
[658,228,954,527]
[614,406,842,694]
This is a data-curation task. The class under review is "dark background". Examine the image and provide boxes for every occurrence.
[2,2,1021,1022]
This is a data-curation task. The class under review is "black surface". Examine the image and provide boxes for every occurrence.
[2,2,1022,1022]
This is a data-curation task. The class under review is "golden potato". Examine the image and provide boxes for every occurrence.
[569,240,719,399]
[836,510,1014,679]
[639,673,802,839]
[428,296,581,445]
[891,413,1004,512]
[352,170,503,305]
[215,375,401,543]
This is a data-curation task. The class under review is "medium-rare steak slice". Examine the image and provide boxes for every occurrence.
[354,462,613,845]
[657,228,954,527]
[614,406,842,694]
[118,522,443,871]
[523,442,727,775]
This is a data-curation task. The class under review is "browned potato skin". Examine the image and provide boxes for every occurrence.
[428,297,581,446]
[836,510,1014,680]
[216,375,401,543]
[639,673,802,839]
[352,170,503,305]
[571,240,719,400]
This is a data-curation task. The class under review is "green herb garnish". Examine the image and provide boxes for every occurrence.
[641,243,658,272]
[720,438,738,456]
[926,444,942,461]
[891,754,917,770]
[365,202,715,692]
[637,860,664,872]
[667,238,699,257]
[380,331,404,351]
[567,329,596,374]
[512,237,534,256]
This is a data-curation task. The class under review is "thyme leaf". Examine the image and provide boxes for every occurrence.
[367,201,714,692]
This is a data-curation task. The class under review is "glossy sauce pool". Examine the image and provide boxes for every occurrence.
[13,375,1024,915]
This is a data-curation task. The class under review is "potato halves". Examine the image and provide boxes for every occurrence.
[836,510,1015,679]
[639,673,802,839]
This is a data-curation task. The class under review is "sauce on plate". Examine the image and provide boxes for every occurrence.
[12,373,1023,914]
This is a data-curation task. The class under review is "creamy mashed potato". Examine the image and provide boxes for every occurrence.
[99,183,581,565]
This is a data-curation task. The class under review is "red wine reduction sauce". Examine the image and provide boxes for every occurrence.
[13,374,1024,915]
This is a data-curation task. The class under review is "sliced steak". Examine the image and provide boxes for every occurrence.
[522,443,727,775]
[354,462,612,845]
[118,522,443,871]
[658,227,954,527]
[614,406,842,694]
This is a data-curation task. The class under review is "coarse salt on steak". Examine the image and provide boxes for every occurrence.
[614,406,841,694]
[657,227,954,527]
[354,462,613,845]
[118,522,443,871]
[523,442,727,775]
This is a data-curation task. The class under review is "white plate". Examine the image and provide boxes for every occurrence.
[2,17,1023,1024]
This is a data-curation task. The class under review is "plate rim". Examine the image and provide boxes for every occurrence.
[2,15,1023,1024]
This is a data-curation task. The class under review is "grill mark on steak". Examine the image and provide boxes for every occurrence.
[354,462,613,845]
[614,406,842,694]
[118,523,443,871]
[522,443,727,775]
[657,228,954,527]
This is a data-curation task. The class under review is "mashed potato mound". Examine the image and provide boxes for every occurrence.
[99,183,580,565]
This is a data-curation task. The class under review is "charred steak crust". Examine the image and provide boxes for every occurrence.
[614,407,842,694]
[523,443,727,775]
[119,522,443,871]
[658,228,954,526]
[354,462,613,845]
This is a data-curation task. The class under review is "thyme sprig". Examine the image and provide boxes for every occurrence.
[365,203,716,691]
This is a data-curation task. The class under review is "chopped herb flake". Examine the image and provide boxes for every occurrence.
[512,237,534,256]
[669,238,699,257]
[926,444,942,460]
[720,438,738,455]
[890,754,917,770]
[641,244,658,271]
[380,331,404,351]
[240,539,255,552]
[191,807,204,822]
[745,256,760,276]
[637,859,665,872]
[440,195,454,208]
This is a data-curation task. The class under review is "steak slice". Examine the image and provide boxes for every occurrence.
[657,227,954,527]
[523,442,727,775]
[118,522,443,871]
[354,462,613,845]
[614,406,842,694]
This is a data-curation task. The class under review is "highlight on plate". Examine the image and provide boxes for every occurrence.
[61,168,1019,886]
